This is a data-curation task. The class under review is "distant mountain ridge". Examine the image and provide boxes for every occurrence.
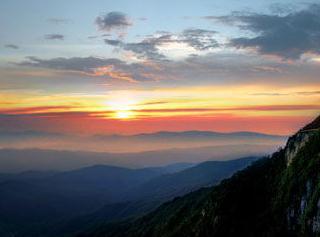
[79,115,320,237]
[0,143,276,172]
[94,130,285,140]
[0,129,284,139]
[0,129,286,154]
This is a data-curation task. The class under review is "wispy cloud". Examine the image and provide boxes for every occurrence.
[4,44,19,49]
[0,106,75,115]
[47,18,71,24]
[44,34,65,40]
[14,56,163,82]
[13,51,320,86]
[2,104,319,118]
[138,17,147,21]
[251,91,320,96]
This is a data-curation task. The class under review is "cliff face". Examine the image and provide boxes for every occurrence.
[285,131,313,166]
[280,124,320,236]
[80,115,320,237]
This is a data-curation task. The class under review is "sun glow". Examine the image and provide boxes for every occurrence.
[115,110,134,119]
[106,93,137,119]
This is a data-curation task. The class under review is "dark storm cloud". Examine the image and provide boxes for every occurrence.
[95,11,132,31]
[207,4,320,59]
[104,29,219,60]
[5,44,19,49]
[44,34,65,40]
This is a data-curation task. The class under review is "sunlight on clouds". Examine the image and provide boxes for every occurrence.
[311,57,320,62]
[157,41,198,59]
[91,66,136,82]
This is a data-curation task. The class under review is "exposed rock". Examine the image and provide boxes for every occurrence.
[285,132,311,166]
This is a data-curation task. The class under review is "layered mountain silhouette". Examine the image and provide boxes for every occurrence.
[0,130,285,170]
[0,157,256,237]
[78,115,320,237]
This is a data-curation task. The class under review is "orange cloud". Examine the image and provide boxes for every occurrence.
[91,66,137,83]
[0,106,74,115]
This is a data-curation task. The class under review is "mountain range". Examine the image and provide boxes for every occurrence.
[0,144,276,172]
[77,115,320,237]
[0,130,286,154]
[0,156,257,237]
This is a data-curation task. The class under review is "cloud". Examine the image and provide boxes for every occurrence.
[0,111,98,118]
[44,34,65,40]
[250,92,287,96]
[95,12,132,32]
[47,18,71,24]
[295,91,320,95]
[104,39,122,46]
[268,3,297,15]
[105,34,171,60]
[2,104,319,119]
[122,34,172,60]
[210,4,320,59]
[5,44,19,49]
[0,106,74,115]
[104,29,219,60]
[251,91,320,96]
[180,29,218,50]
[9,53,282,84]
[16,56,123,73]
[138,17,147,21]
[14,56,164,82]
[133,104,320,113]
[13,51,320,86]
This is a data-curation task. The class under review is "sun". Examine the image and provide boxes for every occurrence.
[106,94,137,120]
[115,110,134,119]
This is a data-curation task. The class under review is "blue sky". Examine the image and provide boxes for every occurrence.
[0,0,308,60]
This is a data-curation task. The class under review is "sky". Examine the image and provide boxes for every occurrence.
[0,0,319,135]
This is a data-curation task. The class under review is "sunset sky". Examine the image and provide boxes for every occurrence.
[1,0,319,135]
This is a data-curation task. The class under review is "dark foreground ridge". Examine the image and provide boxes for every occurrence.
[79,115,320,237]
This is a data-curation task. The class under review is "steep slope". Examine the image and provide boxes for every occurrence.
[80,115,320,237]
[123,157,258,202]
